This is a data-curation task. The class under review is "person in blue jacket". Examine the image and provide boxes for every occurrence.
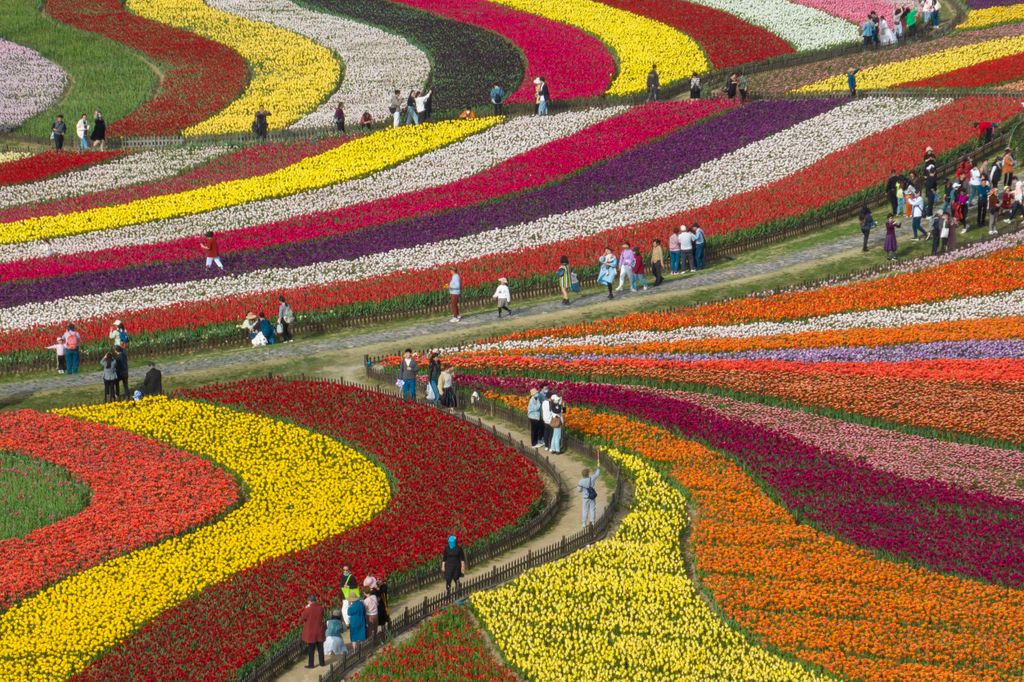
[847,67,860,97]
[597,248,618,300]
[346,594,366,653]
[257,312,276,344]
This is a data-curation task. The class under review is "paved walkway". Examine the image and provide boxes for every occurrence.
[0,230,873,405]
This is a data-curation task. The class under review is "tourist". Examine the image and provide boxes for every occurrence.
[346,594,366,653]
[879,15,896,44]
[369,577,390,638]
[46,337,67,374]
[862,15,875,47]
[90,111,106,151]
[953,184,969,226]
[362,577,379,643]
[990,157,1003,188]
[1003,147,1016,187]
[535,77,550,115]
[441,535,466,597]
[650,240,665,285]
[847,68,860,97]
[739,74,748,103]
[597,248,618,299]
[300,594,326,669]
[389,90,403,127]
[925,165,938,216]
[646,64,659,102]
[578,460,600,528]
[109,319,130,350]
[884,214,900,260]
[493,277,512,318]
[528,387,544,447]
[976,177,991,230]
[405,90,418,125]
[142,361,163,396]
[277,296,295,343]
[679,225,696,272]
[339,564,360,627]
[201,231,224,270]
[399,348,418,401]
[988,186,1002,234]
[940,214,952,253]
[490,83,506,116]
[114,345,129,399]
[549,395,565,454]
[908,190,927,240]
[968,161,983,205]
[426,351,441,405]
[668,227,682,274]
[886,170,902,215]
[859,206,876,251]
[930,211,943,255]
[360,111,373,129]
[257,312,276,344]
[324,610,344,658]
[692,223,706,269]
[439,365,457,410]
[252,105,270,140]
[334,102,345,133]
[448,268,462,322]
[945,213,958,251]
[631,246,649,291]
[727,73,739,99]
[50,114,66,151]
[556,255,574,305]
[101,352,119,403]
[76,114,89,151]
[541,390,554,449]
[616,242,636,292]
[689,73,701,99]
[415,90,433,124]
[62,324,81,374]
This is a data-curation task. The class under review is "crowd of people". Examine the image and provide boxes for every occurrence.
[49,111,106,151]
[861,0,940,49]
[299,565,391,668]
[46,319,162,401]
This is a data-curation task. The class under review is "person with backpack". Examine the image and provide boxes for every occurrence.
[62,324,82,374]
[109,320,130,350]
[578,461,600,528]
[277,296,295,342]
[441,535,466,598]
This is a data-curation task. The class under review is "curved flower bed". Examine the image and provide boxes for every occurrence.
[896,48,1024,88]
[0,150,121,187]
[207,0,430,129]
[125,0,339,136]
[395,0,613,102]
[673,0,858,49]
[304,0,524,112]
[960,3,1024,27]
[473,443,827,680]
[65,379,542,681]
[44,0,247,138]
[0,118,495,245]
[0,396,391,681]
[0,38,66,132]
[488,0,708,95]
[0,410,238,608]
[598,0,793,69]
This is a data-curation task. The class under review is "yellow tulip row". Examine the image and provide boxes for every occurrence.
[127,0,339,136]
[0,152,29,164]
[0,397,389,682]
[490,0,708,96]
[796,35,1024,91]
[960,5,1024,29]
[472,447,823,681]
[0,117,498,246]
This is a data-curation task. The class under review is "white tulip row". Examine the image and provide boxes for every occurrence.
[0,39,67,132]
[206,0,430,129]
[0,99,942,332]
[0,107,624,264]
[688,0,858,50]
[0,146,227,212]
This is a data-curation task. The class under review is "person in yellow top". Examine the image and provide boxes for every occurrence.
[1002,147,1015,188]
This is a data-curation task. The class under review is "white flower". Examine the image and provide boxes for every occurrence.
[0,39,67,132]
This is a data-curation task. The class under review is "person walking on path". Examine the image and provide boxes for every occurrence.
[201,231,224,270]
[252,105,270,141]
[334,102,345,133]
[668,227,682,273]
[556,255,575,305]
[679,226,696,272]
[616,242,636,292]
[646,64,659,102]
[346,594,366,653]
[441,535,466,598]
[884,214,900,260]
[692,223,706,269]
[490,83,506,116]
[908,190,927,239]
[859,206,876,251]
[448,268,462,322]
[62,324,81,374]
[597,249,617,299]
[399,348,418,401]
[650,239,665,285]
[300,594,326,669]
[578,460,600,528]
[427,351,441,405]
[90,112,106,151]
[46,337,67,374]
[493,277,512,317]
[142,361,163,396]
[528,387,544,447]
[847,68,860,97]
[101,352,119,402]
[631,246,649,291]
[50,115,66,150]
[76,114,89,152]
[277,296,295,342]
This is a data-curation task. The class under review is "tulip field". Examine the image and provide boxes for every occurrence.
[5,0,1024,679]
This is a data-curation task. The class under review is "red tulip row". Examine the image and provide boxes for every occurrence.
[0,149,121,186]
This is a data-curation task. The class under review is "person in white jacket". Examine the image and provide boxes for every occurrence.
[493,277,512,318]
[76,114,89,152]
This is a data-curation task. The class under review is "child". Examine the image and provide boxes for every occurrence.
[46,337,66,374]
[324,609,344,657]
[493,277,512,318]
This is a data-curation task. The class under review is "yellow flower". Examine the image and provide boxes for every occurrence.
[0,398,389,681]
[960,5,1024,29]
[127,0,340,135]
[0,118,498,246]
[489,0,708,95]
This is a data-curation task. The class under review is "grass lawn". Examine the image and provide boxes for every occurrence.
[0,450,89,539]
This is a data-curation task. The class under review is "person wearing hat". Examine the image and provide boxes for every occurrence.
[361,577,379,643]
[239,312,259,339]
[847,67,860,98]
[492,277,512,318]
[324,608,344,657]
[299,594,326,668]
[346,593,366,652]
[441,536,466,598]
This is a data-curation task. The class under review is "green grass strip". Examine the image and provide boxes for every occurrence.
[0,450,89,540]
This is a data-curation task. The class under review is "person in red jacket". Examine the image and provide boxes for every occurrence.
[200,230,224,270]
[300,594,326,668]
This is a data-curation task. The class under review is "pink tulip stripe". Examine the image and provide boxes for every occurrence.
[789,0,893,24]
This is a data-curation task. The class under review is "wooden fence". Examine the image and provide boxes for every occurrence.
[237,374,624,682]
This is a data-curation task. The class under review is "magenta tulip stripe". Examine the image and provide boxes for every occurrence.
[0,103,696,285]
[392,0,614,102]
[0,39,67,132]
[463,375,1024,588]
